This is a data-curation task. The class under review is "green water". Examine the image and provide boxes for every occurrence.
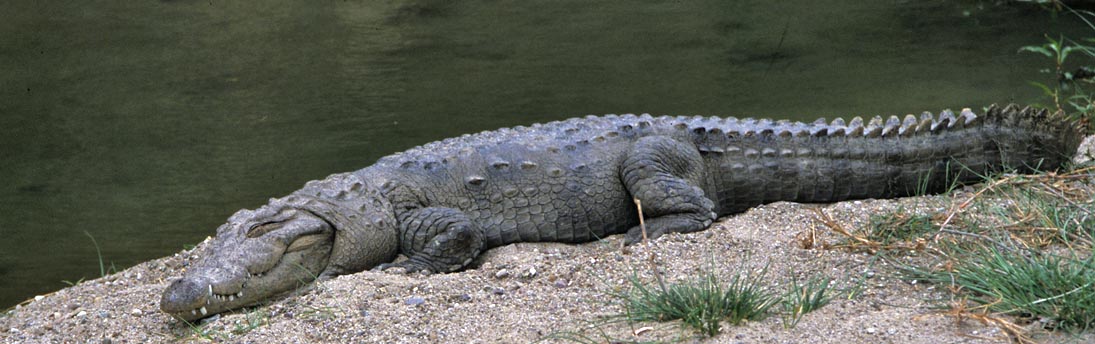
[0,1,1085,308]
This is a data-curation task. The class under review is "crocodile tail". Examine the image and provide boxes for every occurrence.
[982,104,1085,171]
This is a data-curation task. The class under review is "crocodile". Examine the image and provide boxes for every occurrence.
[160,104,1082,321]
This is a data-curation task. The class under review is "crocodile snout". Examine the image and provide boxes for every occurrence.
[160,278,207,314]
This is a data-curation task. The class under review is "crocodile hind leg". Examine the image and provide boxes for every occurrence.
[375,207,484,273]
[621,136,718,244]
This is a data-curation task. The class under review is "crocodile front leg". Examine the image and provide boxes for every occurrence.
[377,207,485,273]
[621,136,718,244]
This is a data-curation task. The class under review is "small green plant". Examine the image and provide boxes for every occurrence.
[60,231,116,287]
[1020,4,1095,128]
[180,310,267,341]
[1022,35,1095,118]
[866,209,937,245]
[232,310,268,335]
[299,304,339,321]
[780,276,832,328]
[889,167,1095,336]
[83,230,108,278]
[619,268,778,337]
[987,185,1095,246]
[61,278,86,287]
[906,245,1095,331]
[184,319,223,341]
[815,207,931,254]
[911,162,967,196]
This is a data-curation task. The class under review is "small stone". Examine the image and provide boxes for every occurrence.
[491,287,505,296]
[553,280,568,289]
[866,327,877,334]
[522,267,537,278]
[405,297,425,306]
[130,308,143,316]
[8,328,19,333]
[34,295,44,301]
[76,311,87,318]
[201,314,221,324]
[495,269,510,279]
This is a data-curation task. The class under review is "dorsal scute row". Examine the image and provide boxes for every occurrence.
[377,104,1070,168]
[673,107,991,141]
[726,108,978,140]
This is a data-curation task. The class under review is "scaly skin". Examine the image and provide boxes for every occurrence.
[161,104,1083,321]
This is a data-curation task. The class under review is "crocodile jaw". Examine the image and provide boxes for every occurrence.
[160,209,334,322]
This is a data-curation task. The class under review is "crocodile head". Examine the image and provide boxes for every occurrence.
[160,173,399,322]
[159,206,334,321]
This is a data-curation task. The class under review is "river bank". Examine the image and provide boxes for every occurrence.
[3,136,1093,344]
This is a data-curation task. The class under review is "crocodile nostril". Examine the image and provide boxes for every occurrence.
[160,278,207,313]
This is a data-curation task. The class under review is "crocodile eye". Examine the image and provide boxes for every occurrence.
[246,222,282,238]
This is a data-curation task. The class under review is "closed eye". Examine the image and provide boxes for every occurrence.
[246,221,283,238]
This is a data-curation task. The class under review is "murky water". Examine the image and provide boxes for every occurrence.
[0,0,1086,308]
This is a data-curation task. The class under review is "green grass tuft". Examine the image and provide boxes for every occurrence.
[987,184,1095,246]
[906,245,1095,331]
[619,268,778,336]
[232,310,268,335]
[83,230,107,278]
[865,209,937,245]
[780,276,832,328]
[181,309,269,340]
[893,168,1095,332]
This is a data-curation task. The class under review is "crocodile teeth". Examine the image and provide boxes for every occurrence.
[191,310,198,316]
[200,307,208,316]
[237,291,243,298]
[228,295,235,302]
[208,285,213,298]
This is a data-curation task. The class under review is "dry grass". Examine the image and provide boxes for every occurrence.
[810,166,1095,341]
